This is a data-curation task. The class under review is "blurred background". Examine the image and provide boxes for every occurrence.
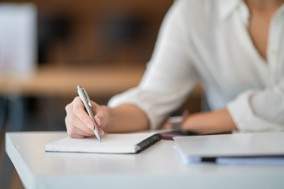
[0,0,203,188]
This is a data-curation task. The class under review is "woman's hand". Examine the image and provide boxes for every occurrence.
[65,96,111,138]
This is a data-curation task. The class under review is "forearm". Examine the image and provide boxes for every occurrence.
[106,104,150,133]
[182,108,237,134]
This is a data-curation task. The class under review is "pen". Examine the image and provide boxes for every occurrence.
[77,85,101,142]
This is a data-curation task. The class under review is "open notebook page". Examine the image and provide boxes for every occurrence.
[45,132,159,154]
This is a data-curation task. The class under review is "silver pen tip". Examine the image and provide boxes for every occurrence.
[94,130,101,142]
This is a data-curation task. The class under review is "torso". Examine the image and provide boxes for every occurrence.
[182,0,284,109]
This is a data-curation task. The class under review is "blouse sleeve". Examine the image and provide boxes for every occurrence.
[228,78,284,132]
[108,0,199,129]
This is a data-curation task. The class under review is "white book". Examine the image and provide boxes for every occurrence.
[174,132,284,164]
[45,132,160,154]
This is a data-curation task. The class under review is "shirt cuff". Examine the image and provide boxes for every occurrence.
[227,91,282,132]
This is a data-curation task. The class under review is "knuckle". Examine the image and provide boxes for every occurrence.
[73,110,82,121]
[68,115,75,124]
[73,96,80,102]
[74,97,82,105]
[73,103,82,115]
[74,96,81,101]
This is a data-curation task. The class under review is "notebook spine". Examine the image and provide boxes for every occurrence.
[135,134,161,153]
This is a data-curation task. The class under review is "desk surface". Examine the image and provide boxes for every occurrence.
[5,132,284,189]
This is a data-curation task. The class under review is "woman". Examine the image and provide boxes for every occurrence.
[65,0,284,138]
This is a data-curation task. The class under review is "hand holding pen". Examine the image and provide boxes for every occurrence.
[77,85,101,141]
[65,85,111,140]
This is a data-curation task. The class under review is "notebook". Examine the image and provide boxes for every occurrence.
[174,132,284,164]
[45,132,161,154]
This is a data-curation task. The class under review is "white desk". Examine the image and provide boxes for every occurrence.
[5,132,284,189]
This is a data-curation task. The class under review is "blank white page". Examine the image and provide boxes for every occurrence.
[45,132,157,154]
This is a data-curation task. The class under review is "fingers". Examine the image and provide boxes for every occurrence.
[65,96,109,138]
[65,118,84,138]
[65,97,95,138]
[66,124,87,138]
[72,97,95,130]
[65,113,94,136]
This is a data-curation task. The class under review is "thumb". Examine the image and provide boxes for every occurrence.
[94,106,109,129]
[91,101,100,113]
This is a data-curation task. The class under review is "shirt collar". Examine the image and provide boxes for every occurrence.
[218,0,243,20]
[274,4,284,19]
[218,0,284,22]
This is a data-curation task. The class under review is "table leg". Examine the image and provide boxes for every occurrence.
[0,97,8,132]
[1,96,25,189]
[0,147,14,189]
[7,96,25,132]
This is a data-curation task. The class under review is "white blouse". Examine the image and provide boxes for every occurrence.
[108,0,284,131]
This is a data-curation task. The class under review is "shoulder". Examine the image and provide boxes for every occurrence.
[173,0,219,19]
[169,0,221,36]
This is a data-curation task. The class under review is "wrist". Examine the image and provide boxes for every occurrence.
[182,114,202,132]
[182,109,237,134]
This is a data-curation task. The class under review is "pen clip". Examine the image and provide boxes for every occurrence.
[83,88,92,108]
